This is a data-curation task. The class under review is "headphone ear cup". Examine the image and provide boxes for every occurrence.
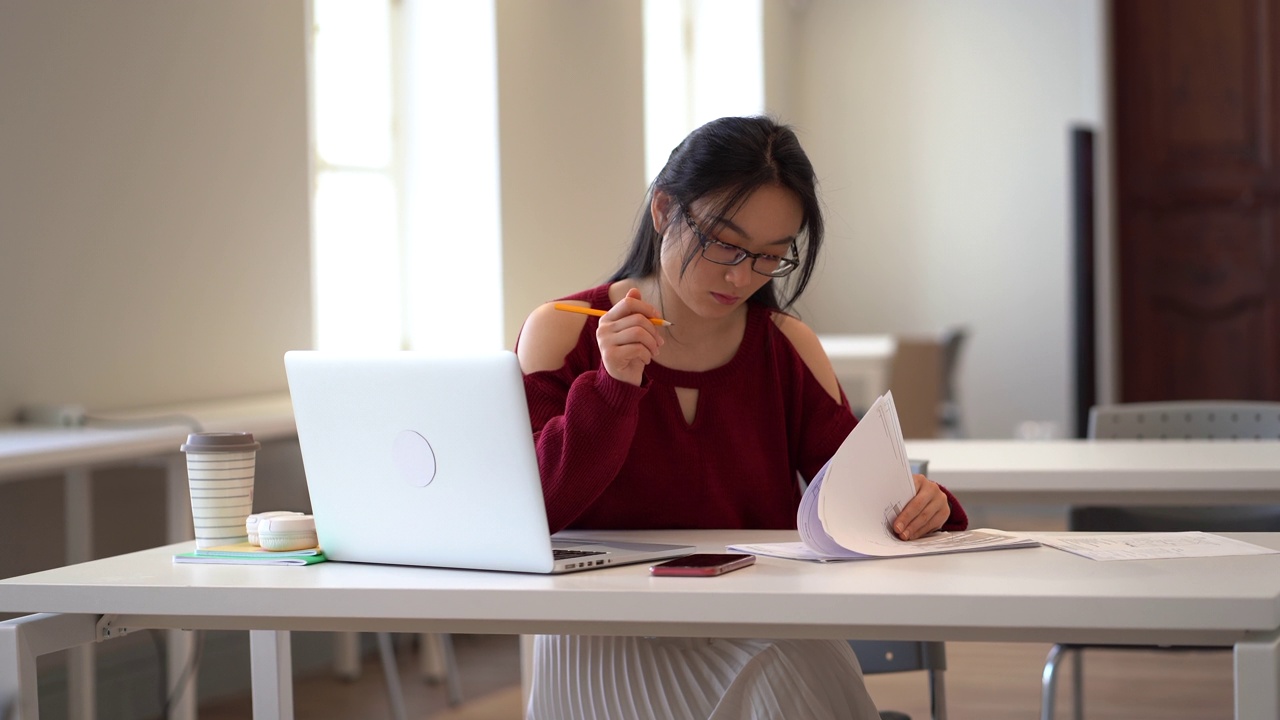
[246,511,306,546]
[257,514,318,552]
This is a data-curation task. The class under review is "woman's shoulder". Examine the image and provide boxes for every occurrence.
[766,309,841,402]
[554,283,614,309]
[516,284,610,374]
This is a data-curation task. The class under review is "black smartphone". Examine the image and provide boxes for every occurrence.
[649,553,756,577]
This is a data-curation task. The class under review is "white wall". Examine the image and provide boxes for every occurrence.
[0,0,312,418]
[0,0,1106,437]
[780,0,1104,438]
[496,0,647,348]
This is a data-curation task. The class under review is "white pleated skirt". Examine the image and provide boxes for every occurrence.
[526,635,881,720]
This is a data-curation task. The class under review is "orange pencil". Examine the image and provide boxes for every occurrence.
[553,303,673,327]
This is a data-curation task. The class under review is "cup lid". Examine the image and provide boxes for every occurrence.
[180,432,261,453]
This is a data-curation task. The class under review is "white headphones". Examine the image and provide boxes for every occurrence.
[246,511,318,552]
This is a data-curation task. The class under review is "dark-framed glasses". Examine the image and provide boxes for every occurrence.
[682,208,800,278]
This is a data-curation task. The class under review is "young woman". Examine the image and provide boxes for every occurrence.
[516,116,968,720]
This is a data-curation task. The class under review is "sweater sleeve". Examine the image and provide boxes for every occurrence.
[523,366,649,533]
[938,485,968,531]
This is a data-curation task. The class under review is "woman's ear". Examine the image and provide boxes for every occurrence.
[650,190,674,234]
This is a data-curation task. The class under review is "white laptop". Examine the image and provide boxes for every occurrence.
[284,350,695,574]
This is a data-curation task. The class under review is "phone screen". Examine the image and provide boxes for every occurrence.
[649,553,756,576]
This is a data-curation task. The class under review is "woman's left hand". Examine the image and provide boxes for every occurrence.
[891,475,951,541]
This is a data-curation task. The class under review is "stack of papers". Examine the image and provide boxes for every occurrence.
[173,542,327,566]
[730,392,1038,562]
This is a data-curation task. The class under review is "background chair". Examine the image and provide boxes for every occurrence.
[1040,400,1280,720]
[886,337,942,439]
[935,327,968,439]
[850,458,949,720]
[375,632,463,720]
[850,640,947,720]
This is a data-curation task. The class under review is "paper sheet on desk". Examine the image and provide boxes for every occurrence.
[731,392,1037,561]
[1007,531,1280,561]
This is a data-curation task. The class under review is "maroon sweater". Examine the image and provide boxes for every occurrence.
[520,284,968,534]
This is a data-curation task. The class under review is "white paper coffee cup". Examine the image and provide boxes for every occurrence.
[180,432,262,549]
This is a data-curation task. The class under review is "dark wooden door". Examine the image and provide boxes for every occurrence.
[1113,0,1280,401]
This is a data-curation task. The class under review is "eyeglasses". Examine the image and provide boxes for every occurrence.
[681,209,800,278]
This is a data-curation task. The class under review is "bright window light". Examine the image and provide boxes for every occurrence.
[689,0,763,125]
[313,0,393,169]
[644,0,690,184]
[401,0,502,352]
[310,1,502,352]
[313,172,401,351]
[644,0,764,183]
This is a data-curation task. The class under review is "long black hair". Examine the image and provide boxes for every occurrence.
[608,116,823,313]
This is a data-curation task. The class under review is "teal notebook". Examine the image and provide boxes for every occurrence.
[173,542,326,566]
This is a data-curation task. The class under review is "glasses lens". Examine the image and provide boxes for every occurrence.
[701,240,748,266]
[755,256,798,277]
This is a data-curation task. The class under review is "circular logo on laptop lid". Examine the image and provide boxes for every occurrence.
[391,430,436,487]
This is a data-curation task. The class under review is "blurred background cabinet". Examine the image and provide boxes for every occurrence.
[1114,0,1280,402]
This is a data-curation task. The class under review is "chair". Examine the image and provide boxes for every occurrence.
[887,337,943,439]
[935,327,967,439]
[1040,400,1280,720]
[374,632,463,720]
[850,458,949,720]
[850,640,948,720]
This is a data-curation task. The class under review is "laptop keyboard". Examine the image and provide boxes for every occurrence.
[553,548,606,560]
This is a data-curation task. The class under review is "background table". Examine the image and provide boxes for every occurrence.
[0,394,295,554]
[2,529,1279,720]
[0,394,295,720]
[905,439,1280,506]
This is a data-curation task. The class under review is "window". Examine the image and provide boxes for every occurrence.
[311,0,399,351]
[310,0,501,352]
[310,1,758,351]
[644,0,764,182]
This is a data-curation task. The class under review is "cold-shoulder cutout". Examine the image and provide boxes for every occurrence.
[517,301,590,374]
[771,313,842,403]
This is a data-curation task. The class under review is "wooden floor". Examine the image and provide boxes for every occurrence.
[196,632,1235,720]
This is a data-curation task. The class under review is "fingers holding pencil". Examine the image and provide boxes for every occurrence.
[568,289,667,387]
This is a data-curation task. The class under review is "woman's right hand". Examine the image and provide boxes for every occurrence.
[597,288,664,386]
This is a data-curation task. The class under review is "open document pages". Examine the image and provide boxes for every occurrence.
[729,392,1038,562]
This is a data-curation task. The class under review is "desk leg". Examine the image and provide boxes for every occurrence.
[1,614,100,720]
[332,633,361,680]
[64,467,95,720]
[417,634,461,706]
[418,633,445,681]
[163,455,198,720]
[164,632,196,720]
[0,618,40,720]
[249,631,293,720]
[1236,629,1280,720]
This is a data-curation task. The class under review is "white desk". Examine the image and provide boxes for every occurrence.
[905,439,1280,506]
[0,394,295,720]
[2,529,1279,720]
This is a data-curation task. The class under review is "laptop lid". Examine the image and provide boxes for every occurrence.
[284,350,693,574]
